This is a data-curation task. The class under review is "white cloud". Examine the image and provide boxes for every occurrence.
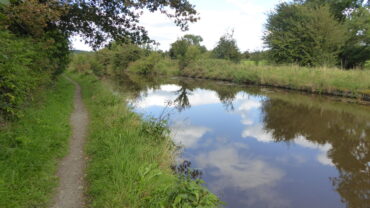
[242,123,274,143]
[238,99,262,111]
[241,123,334,166]
[196,146,285,191]
[160,84,182,92]
[234,95,334,167]
[170,121,211,148]
[70,36,92,51]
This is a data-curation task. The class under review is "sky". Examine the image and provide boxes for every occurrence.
[71,0,283,52]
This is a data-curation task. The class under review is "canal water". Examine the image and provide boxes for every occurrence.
[117,74,369,208]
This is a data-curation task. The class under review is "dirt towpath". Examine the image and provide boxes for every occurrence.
[51,77,88,208]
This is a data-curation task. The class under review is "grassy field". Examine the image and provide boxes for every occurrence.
[0,77,75,208]
[182,59,370,100]
[71,73,220,207]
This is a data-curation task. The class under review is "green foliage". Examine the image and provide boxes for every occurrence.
[128,52,162,75]
[249,50,269,65]
[341,7,370,68]
[183,34,204,46]
[0,0,9,5]
[0,77,75,208]
[3,0,198,49]
[179,45,202,69]
[0,30,48,119]
[170,39,191,59]
[212,31,241,63]
[169,34,206,69]
[264,3,348,67]
[109,44,144,74]
[302,0,368,21]
[166,179,221,208]
[365,60,370,70]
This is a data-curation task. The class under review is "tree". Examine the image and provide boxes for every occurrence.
[3,0,199,49]
[212,31,241,63]
[301,0,369,21]
[341,7,370,68]
[183,34,203,46]
[242,50,250,59]
[169,39,191,59]
[169,34,206,59]
[264,3,348,67]
[169,34,205,69]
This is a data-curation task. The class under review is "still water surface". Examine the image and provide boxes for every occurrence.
[117,74,369,208]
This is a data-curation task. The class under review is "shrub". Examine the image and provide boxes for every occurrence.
[128,53,161,75]
[179,45,202,69]
[0,30,48,119]
[110,44,144,74]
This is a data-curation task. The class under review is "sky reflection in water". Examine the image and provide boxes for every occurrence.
[123,78,369,208]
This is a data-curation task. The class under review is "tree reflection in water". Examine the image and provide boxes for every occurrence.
[174,81,193,112]
[261,99,370,208]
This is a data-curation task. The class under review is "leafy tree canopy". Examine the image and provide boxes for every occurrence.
[300,0,369,20]
[212,31,241,63]
[264,3,348,67]
[183,34,203,46]
[3,0,199,49]
[169,34,206,59]
[341,7,370,68]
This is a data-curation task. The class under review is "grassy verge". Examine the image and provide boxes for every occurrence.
[0,77,75,208]
[182,59,370,100]
[71,73,221,207]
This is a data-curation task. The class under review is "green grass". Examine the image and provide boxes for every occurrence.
[182,58,370,99]
[0,76,75,208]
[71,73,221,207]
[240,59,268,66]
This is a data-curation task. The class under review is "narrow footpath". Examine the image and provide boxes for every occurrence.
[51,77,88,208]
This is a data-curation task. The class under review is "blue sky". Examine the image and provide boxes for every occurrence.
[72,0,283,51]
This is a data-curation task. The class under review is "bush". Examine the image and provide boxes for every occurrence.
[0,30,49,119]
[110,44,144,74]
[179,45,202,69]
[128,52,161,75]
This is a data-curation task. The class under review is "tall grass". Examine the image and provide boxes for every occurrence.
[71,73,221,207]
[182,59,370,99]
[0,77,75,208]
